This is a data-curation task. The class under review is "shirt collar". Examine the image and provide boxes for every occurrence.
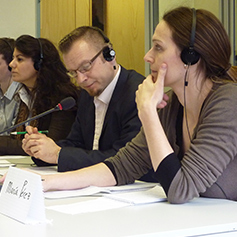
[3,81,21,100]
[18,86,31,109]
[96,65,121,105]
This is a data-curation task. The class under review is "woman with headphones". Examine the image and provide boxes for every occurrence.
[0,38,21,135]
[0,35,79,155]
[4,7,237,204]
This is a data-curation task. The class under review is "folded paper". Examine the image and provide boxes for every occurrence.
[0,166,46,224]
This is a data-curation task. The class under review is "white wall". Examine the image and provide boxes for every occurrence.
[0,0,38,38]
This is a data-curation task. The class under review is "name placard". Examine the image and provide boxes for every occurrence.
[0,166,46,224]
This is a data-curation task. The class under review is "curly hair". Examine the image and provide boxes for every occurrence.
[15,35,79,114]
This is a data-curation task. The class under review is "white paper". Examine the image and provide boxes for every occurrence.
[47,197,130,214]
[104,185,167,204]
[44,181,157,199]
[44,186,104,199]
[26,166,58,175]
[0,160,16,167]
[45,185,167,215]
[0,155,30,160]
[0,168,8,176]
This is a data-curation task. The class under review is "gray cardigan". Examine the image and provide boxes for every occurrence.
[105,83,237,204]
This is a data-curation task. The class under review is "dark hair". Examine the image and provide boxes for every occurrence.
[163,7,237,83]
[59,26,111,54]
[0,37,15,64]
[15,35,79,114]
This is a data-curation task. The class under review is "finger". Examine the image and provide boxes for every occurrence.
[31,149,40,158]
[26,133,46,141]
[155,63,167,88]
[163,93,169,102]
[157,100,167,109]
[0,172,8,183]
[33,127,39,134]
[25,126,35,135]
[23,138,39,152]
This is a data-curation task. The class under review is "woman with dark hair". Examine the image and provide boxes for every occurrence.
[7,7,237,204]
[0,35,79,155]
[0,38,21,135]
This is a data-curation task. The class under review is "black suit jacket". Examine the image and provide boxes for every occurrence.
[57,66,145,172]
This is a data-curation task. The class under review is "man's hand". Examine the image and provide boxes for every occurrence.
[22,126,61,164]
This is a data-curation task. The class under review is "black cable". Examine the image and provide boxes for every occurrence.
[183,64,192,142]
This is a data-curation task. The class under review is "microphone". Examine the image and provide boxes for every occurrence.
[0,97,76,135]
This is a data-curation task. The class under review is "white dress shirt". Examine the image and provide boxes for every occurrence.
[93,65,121,150]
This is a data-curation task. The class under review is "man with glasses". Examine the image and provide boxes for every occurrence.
[22,26,153,180]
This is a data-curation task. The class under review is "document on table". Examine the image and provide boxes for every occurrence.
[0,160,16,168]
[103,185,167,205]
[47,197,130,214]
[44,181,158,199]
[0,156,57,176]
[0,160,16,176]
[0,155,30,160]
[26,166,58,175]
[46,184,167,215]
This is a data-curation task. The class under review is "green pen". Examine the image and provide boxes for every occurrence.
[10,130,49,135]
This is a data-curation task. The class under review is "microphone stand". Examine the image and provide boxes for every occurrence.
[0,96,76,135]
[0,105,60,135]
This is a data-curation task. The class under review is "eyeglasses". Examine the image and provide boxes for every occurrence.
[67,46,105,78]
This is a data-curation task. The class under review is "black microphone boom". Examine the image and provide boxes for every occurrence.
[0,97,76,135]
[57,97,76,110]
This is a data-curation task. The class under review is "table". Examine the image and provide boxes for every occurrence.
[0,157,237,237]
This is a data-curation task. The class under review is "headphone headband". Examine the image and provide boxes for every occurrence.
[34,38,44,71]
[190,8,197,48]
[92,27,116,62]
[92,26,110,44]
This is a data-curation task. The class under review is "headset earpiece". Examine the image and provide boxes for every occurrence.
[103,46,116,62]
[181,47,200,65]
[34,58,43,71]
[180,8,200,65]
[34,38,43,71]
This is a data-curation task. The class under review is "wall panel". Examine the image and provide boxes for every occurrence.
[41,0,76,46]
[106,0,145,75]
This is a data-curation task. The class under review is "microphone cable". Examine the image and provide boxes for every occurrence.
[183,64,192,142]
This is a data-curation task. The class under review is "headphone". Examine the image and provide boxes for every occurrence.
[93,27,116,62]
[34,38,44,71]
[0,38,14,71]
[180,8,200,65]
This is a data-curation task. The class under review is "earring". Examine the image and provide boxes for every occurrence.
[184,64,187,68]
